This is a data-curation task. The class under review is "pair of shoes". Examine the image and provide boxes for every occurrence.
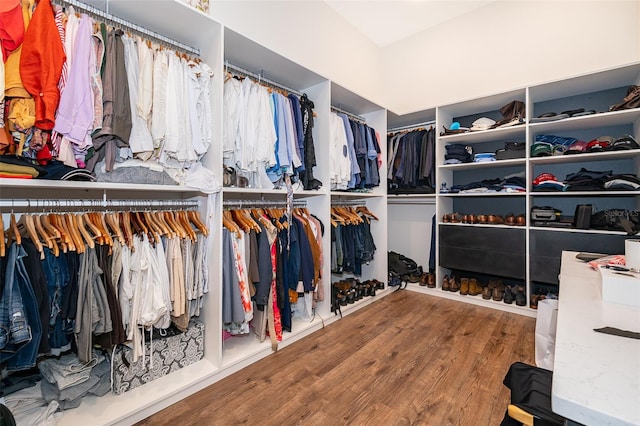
[419,273,436,288]
[505,213,526,226]
[460,277,482,295]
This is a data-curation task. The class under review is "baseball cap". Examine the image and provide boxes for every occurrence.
[564,140,588,155]
[533,172,557,186]
[586,136,614,152]
[531,142,553,157]
[609,135,639,150]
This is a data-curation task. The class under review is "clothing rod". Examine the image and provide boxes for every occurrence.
[0,199,200,210]
[223,199,307,208]
[226,62,303,97]
[387,120,436,133]
[331,201,366,207]
[331,106,366,123]
[55,0,200,56]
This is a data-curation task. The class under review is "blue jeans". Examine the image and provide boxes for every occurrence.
[0,244,31,350]
[42,248,70,350]
[0,243,41,370]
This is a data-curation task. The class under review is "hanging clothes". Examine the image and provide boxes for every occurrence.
[387,127,436,194]
[222,73,321,191]
[329,112,381,192]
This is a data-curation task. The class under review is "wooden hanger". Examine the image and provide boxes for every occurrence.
[164,210,186,239]
[120,212,134,250]
[17,213,43,256]
[45,213,67,253]
[178,210,197,241]
[153,210,174,238]
[82,212,103,243]
[105,211,126,245]
[356,206,379,221]
[222,210,241,236]
[64,213,82,253]
[76,214,95,249]
[187,209,208,236]
[35,213,59,257]
[7,212,21,246]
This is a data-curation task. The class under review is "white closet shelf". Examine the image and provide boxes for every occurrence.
[387,193,436,200]
[438,126,525,144]
[529,226,632,236]
[529,108,640,133]
[529,150,640,165]
[57,358,219,426]
[330,191,385,198]
[0,178,205,194]
[530,191,640,197]
[405,284,537,318]
[439,192,526,197]
[438,158,526,170]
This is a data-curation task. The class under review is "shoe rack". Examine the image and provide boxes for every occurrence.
[388,62,640,318]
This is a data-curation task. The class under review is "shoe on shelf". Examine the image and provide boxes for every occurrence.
[516,214,526,226]
[459,277,469,295]
[505,213,517,226]
[419,273,429,286]
[449,276,460,292]
[482,285,492,299]
[442,275,450,291]
[468,278,483,296]
[530,294,539,309]
[503,286,514,304]
[515,285,526,306]
[427,273,436,288]
[492,286,504,301]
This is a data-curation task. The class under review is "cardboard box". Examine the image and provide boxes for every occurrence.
[599,266,640,308]
[112,320,204,395]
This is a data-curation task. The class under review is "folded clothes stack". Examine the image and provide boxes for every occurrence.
[532,169,640,192]
[531,134,639,157]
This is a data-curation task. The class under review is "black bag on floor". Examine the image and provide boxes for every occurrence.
[388,251,422,283]
[591,209,640,235]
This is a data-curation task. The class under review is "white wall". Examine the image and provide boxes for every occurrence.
[211,0,640,116]
[211,0,385,107]
[381,0,640,115]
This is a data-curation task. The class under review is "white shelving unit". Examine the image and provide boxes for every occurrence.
[388,62,640,317]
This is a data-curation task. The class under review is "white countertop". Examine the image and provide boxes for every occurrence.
[552,251,640,426]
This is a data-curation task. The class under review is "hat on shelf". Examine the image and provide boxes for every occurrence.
[470,117,496,131]
[609,135,639,150]
[585,136,614,152]
[532,172,557,186]
[564,140,588,155]
[531,142,553,157]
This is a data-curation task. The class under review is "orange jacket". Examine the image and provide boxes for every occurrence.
[19,0,64,130]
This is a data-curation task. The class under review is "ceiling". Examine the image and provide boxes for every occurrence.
[324,0,497,47]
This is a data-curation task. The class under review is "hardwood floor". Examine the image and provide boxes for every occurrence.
[137,290,536,426]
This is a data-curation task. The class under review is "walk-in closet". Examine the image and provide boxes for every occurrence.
[1,0,638,425]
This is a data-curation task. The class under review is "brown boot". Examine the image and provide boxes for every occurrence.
[459,278,469,295]
[468,278,483,296]
[427,273,435,288]
[481,285,492,300]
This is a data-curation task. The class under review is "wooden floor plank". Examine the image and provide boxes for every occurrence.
[136,290,536,426]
